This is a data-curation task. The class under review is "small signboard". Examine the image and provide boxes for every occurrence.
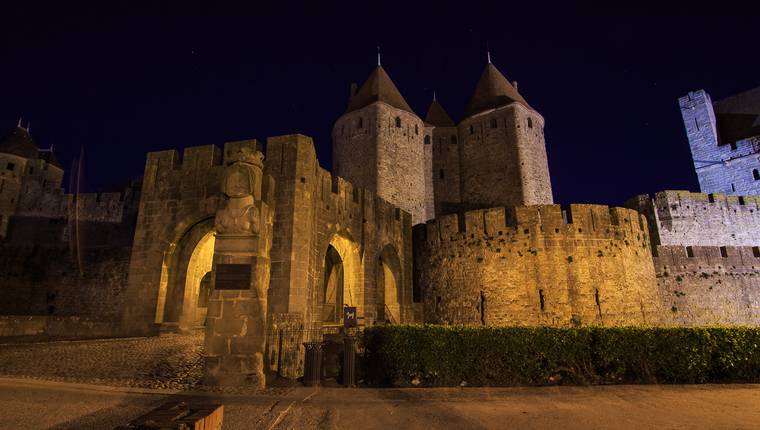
[343,306,357,328]
[215,264,252,290]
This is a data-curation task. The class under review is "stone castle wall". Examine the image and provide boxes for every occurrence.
[418,204,662,327]
[120,134,418,342]
[121,143,225,333]
[0,176,140,320]
[654,245,760,325]
[0,220,137,319]
[333,103,427,224]
[627,190,760,247]
[265,134,417,331]
[627,189,760,326]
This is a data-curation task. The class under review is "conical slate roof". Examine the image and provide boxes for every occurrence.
[425,98,455,127]
[346,66,414,114]
[0,125,39,159]
[463,63,529,119]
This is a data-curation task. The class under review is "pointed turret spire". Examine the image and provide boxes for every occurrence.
[17,117,22,128]
[425,94,455,127]
[462,61,530,119]
[377,44,381,66]
[0,121,39,159]
[345,64,414,114]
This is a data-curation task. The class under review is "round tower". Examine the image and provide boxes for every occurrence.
[457,59,553,208]
[332,65,427,224]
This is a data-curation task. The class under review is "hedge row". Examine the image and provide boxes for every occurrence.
[360,325,760,386]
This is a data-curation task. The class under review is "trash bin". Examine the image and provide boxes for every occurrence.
[302,341,324,386]
[343,335,356,387]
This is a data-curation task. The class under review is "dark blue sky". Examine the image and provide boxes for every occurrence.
[2,3,758,206]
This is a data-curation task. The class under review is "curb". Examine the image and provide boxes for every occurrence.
[0,377,307,399]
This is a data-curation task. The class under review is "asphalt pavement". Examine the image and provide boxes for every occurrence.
[1,378,759,429]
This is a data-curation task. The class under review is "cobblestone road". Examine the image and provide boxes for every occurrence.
[0,332,204,390]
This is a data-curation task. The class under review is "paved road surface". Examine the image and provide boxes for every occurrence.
[1,378,759,429]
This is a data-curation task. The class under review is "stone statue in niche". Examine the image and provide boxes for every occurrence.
[215,147,265,236]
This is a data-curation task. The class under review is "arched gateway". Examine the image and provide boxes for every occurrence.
[121,135,418,384]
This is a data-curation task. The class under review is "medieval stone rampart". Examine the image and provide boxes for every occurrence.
[418,204,662,327]
[265,134,417,330]
[627,190,760,247]
[654,245,760,325]
[122,143,227,333]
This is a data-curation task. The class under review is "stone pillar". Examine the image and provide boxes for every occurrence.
[204,141,274,387]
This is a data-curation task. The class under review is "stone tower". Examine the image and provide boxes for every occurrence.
[424,95,460,217]
[679,88,760,196]
[457,60,553,209]
[332,65,428,224]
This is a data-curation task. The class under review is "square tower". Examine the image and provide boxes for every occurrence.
[680,87,760,196]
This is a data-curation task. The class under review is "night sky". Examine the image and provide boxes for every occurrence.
[2,3,759,207]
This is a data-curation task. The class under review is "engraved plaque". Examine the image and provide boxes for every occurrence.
[215,264,252,290]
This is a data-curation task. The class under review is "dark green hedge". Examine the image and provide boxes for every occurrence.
[360,325,760,386]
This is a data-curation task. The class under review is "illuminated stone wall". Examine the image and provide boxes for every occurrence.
[121,143,224,334]
[628,190,760,247]
[654,245,760,325]
[428,124,460,216]
[418,204,663,327]
[265,134,418,330]
[332,103,428,224]
[627,190,760,326]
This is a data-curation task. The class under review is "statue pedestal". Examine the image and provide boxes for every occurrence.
[203,238,269,387]
[202,143,274,388]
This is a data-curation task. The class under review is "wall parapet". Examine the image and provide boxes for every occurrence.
[423,204,647,246]
[654,245,760,273]
[626,189,760,248]
[145,144,224,171]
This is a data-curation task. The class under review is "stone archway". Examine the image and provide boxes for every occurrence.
[179,230,215,328]
[377,244,402,324]
[317,233,363,325]
[322,245,344,323]
[154,218,216,330]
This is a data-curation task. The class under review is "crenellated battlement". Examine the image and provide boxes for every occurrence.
[67,186,139,223]
[424,204,647,246]
[650,190,760,210]
[654,244,760,273]
[627,190,760,248]
[145,143,227,171]
[418,203,660,328]
[315,163,411,232]
[265,133,411,233]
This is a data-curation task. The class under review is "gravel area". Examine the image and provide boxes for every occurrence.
[0,332,204,390]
